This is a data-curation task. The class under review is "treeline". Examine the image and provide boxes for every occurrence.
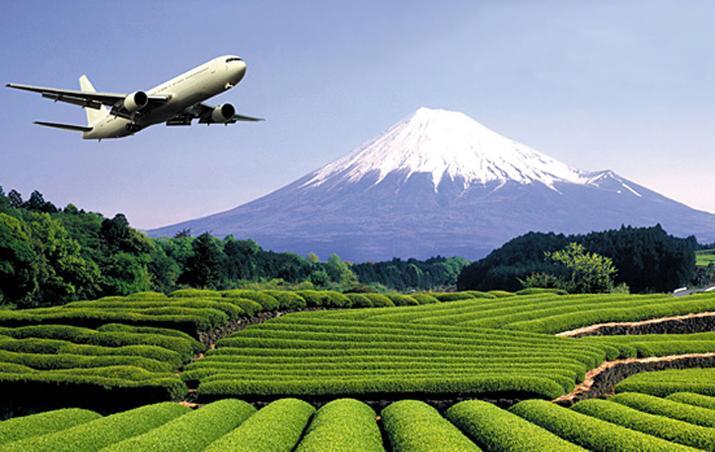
[457,225,698,293]
[0,188,359,307]
[352,257,470,291]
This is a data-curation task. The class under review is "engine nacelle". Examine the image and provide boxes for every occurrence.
[123,91,148,112]
[211,103,236,122]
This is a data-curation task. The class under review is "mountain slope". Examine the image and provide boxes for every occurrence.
[150,108,715,260]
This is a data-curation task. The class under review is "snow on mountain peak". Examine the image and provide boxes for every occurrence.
[303,107,590,191]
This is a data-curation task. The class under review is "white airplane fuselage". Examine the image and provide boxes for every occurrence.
[84,55,247,139]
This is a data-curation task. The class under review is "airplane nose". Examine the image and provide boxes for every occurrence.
[233,61,247,82]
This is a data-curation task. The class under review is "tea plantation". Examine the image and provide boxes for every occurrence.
[1,289,714,450]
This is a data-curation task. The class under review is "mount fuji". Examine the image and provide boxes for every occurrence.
[150,107,715,260]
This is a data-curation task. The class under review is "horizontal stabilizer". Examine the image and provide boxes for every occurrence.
[34,121,93,132]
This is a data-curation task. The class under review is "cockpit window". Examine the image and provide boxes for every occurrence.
[225,57,242,63]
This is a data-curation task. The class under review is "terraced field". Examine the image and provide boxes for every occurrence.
[2,289,715,449]
[4,393,715,451]
[189,291,715,402]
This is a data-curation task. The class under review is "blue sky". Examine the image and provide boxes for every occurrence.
[1,0,713,229]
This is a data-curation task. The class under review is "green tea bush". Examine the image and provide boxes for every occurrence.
[516,288,568,295]
[295,398,383,452]
[488,290,516,298]
[410,294,439,304]
[616,368,715,397]
[263,291,307,310]
[0,349,172,372]
[296,291,351,308]
[221,290,279,310]
[204,398,314,452]
[385,294,419,306]
[225,299,263,317]
[363,294,395,307]
[445,400,583,451]
[667,392,715,411]
[381,400,479,452]
[345,294,373,308]
[169,289,221,298]
[0,408,101,445]
[572,398,715,450]
[510,399,691,452]
[611,392,715,428]
[430,292,478,302]
[102,399,256,452]
[0,402,190,452]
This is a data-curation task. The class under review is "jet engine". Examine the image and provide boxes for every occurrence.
[123,91,149,112]
[211,103,236,122]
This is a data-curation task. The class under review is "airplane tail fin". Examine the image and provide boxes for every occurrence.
[79,74,107,126]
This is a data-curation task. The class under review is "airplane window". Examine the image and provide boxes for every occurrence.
[225,57,242,62]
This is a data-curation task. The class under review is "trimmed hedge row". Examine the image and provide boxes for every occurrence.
[0,402,190,452]
[445,400,584,451]
[668,392,715,411]
[611,392,715,428]
[381,400,480,452]
[204,398,315,452]
[572,398,715,449]
[0,325,201,362]
[101,399,256,452]
[0,408,101,445]
[616,368,715,397]
[295,398,383,452]
[510,399,692,452]
[198,375,566,401]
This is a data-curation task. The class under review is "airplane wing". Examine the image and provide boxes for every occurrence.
[165,102,264,126]
[5,83,169,119]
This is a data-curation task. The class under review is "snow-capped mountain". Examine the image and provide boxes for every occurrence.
[150,108,715,261]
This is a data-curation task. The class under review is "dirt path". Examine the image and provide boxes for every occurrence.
[554,352,715,405]
[556,311,715,337]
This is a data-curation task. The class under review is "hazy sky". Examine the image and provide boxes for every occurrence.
[1,0,713,229]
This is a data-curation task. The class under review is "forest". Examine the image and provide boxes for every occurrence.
[457,225,700,293]
[0,188,465,307]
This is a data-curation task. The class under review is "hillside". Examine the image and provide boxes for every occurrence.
[150,108,715,261]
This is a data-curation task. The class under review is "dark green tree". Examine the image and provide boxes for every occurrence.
[0,213,39,305]
[179,233,224,288]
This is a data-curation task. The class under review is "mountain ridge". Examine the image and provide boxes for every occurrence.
[150,108,715,260]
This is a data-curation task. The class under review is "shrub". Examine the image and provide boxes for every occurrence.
[221,290,279,310]
[616,368,715,397]
[385,294,419,306]
[381,400,479,452]
[263,291,307,310]
[295,398,383,452]
[204,398,315,452]
[296,291,351,308]
[445,400,583,451]
[516,288,568,295]
[429,292,477,302]
[363,294,395,307]
[0,367,188,405]
[169,289,221,298]
[611,392,715,428]
[225,299,263,317]
[667,392,715,411]
[345,294,373,308]
[0,402,190,452]
[488,290,516,298]
[102,399,256,452]
[510,399,691,451]
[410,294,439,304]
[572,398,715,450]
[0,408,101,445]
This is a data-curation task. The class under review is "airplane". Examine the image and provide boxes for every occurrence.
[6,55,262,140]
